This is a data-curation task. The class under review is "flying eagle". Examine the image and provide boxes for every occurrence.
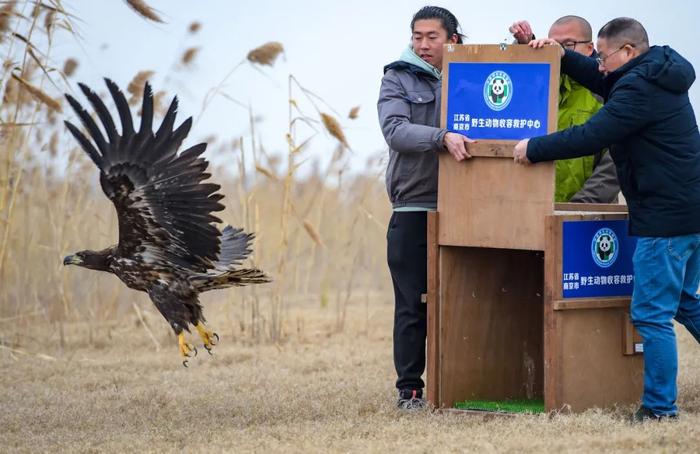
[62,79,271,366]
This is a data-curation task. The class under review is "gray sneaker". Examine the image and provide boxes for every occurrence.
[397,389,427,410]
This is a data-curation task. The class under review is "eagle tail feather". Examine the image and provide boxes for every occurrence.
[192,268,271,293]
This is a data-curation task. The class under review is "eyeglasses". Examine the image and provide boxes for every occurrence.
[596,44,634,65]
[558,40,590,51]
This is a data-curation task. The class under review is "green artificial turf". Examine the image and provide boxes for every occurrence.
[454,399,545,414]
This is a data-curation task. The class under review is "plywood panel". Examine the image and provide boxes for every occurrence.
[437,44,560,250]
[438,246,544,407]
[438,154,553,250]
[555,308,644,411]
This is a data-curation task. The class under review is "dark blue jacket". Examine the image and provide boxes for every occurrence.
[528,46,700,237]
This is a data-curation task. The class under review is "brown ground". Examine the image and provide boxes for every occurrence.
[2,297,700,453]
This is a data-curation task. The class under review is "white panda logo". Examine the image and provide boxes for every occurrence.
[491,78,506,103]
[483,71,513,111]
[598,235,613,259]
[591,228,619,268]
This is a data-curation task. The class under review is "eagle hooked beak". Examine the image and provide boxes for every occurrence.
[63,254,82,266]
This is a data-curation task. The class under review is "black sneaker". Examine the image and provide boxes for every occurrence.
[397,389,427,410]
[631,406,678,424]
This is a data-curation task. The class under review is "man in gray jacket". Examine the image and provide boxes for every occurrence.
[377,6,474,410]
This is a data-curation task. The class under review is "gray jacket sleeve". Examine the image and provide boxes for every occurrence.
[377,71,447,153]
[569,150,620,203]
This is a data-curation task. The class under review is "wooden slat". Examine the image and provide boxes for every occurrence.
[465,141,513,158]
[552,297,631,311]
[554,203,628,213]
[543,216,561,412]
[622,312,644,356]
[426,212,440,405]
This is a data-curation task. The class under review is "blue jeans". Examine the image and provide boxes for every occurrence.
[631,233,700,416]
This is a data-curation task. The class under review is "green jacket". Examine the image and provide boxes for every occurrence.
[555,75,618,202]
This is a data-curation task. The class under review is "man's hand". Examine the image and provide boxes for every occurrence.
[528,38,565,57]
[443,132,476,162]
[513,139,531,165]
[509,20,534,44]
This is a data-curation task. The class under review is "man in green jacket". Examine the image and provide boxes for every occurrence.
[510,15,619,202]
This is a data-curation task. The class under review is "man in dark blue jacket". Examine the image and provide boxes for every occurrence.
[513,17,700,422]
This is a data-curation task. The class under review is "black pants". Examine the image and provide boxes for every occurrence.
[387,211,427,391]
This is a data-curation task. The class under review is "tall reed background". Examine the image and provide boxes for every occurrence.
[0,0,392,352]
[4,4,700,452]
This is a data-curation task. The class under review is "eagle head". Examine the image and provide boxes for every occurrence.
[63,249,111,271]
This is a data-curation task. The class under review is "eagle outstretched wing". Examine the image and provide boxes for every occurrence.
[64,79,224,272]
[212,226,254,270]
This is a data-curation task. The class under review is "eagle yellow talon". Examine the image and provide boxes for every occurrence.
[178,333,197,362]
[195,322,218,352]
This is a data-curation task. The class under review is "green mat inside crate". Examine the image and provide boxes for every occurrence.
[454,399,545,414]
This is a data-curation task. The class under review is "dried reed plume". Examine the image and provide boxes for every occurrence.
[43,9,54,32]
[127,70,155,105]
[0,1,15,40]
[48,131,59,157]
[137,89,168,117]
[247,42,284,66]
[348,106,360,120]
[124,0,164,23]
[31,2,41,18]
[181,47,199,66]
[255,164,278,181]
[320,113,348,148]
[302,220,324,247]
[153,90,167,115]
[63,58,78,77]
[10,73,62,112]
[188,21,201,34]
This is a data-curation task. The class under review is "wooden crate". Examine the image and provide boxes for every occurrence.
[428,44,643,412]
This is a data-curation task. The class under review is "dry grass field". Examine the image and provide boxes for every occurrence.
[2,297,700,453]
[2,2,700,452]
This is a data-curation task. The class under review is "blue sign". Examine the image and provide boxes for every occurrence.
[562,220,638,298]
[446,62,550,140]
